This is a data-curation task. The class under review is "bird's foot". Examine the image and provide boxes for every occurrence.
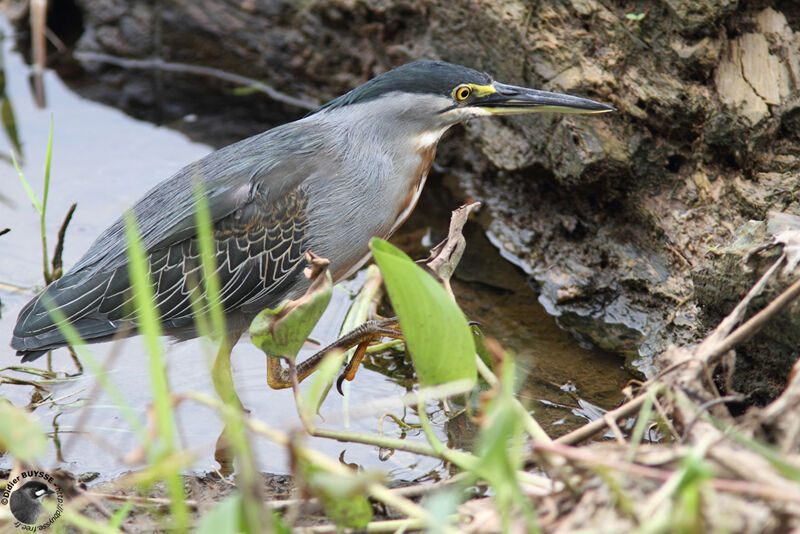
[334,317,402,394]
[266,317,403,390]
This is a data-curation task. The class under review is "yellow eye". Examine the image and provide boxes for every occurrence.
[454,85,472,101]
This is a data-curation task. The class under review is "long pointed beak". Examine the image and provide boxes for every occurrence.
[474,82,615,115]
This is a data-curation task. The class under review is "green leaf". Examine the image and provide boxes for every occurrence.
[626,12,646,21]
[300,462,377,529]
[370,238,476,386]
[422,489,461,534]
[0,400,47,461]
[671,445,713,533]
[250,256,332,362]
[319,491,373,529]
[195,493,244,534]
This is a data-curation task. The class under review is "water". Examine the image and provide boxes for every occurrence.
[0,17,631,483]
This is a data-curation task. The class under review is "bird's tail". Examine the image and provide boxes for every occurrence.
[11,272,120,361]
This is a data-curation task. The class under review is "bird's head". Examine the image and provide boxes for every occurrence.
[315,60,614,138]
[19,481,55,500]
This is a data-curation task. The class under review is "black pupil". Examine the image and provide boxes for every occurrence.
[459,88,469,99]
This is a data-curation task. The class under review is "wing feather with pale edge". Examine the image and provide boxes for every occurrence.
[12,121,326,359]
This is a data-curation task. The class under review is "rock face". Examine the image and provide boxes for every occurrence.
[11,0,800,376]
[693,212,800,405]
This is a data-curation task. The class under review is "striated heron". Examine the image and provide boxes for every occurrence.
[11,60,613,386]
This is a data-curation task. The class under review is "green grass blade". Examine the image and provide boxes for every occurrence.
[626,388,655,461]
[107,499,134,528]
[11,123,52,282]
[42,115,53,217]
[191,181,226,346]
[38,116,54,279]
[123,212,190,533]
[722,424,800,480]
[39,297,148,442]
[123,213,171,450]
[191,182,265,533]
[11,149,42,213]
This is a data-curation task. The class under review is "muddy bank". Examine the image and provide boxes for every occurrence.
[693,211,800,408]
[9,0,800,387]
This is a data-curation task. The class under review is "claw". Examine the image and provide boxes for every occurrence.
[336,341,370,395]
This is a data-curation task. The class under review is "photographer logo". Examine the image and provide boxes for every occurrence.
[2,471,63,530]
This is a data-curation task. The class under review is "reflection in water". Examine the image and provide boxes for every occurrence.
[0,16,631,483]
[28,0,47,108]
[0,26,22,165]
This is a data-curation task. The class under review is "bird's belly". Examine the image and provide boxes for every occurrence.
[306,144,436,283]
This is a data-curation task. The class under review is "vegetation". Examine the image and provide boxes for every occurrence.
[4,131,551,531]
[4,116,800,533]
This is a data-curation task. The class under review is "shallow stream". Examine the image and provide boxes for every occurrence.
[0,17,631,483]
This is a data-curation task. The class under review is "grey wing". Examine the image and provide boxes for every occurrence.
[11,186,311,357]
[148,187,311,328]
[69,124,319,277]
[12,121,327,358]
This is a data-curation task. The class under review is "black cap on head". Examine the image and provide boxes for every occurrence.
[317,60,492,112]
